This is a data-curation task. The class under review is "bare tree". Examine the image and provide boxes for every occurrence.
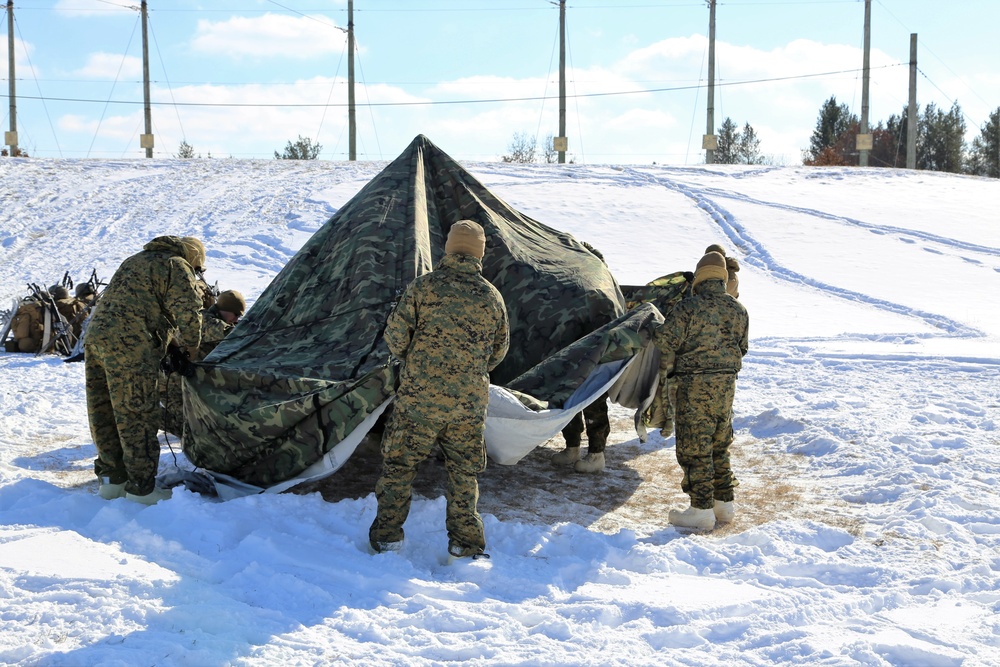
[542,134,558,164]
[501,132,537,163]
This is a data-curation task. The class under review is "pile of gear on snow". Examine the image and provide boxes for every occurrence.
[1,270,220,363]
[0,271,104,362]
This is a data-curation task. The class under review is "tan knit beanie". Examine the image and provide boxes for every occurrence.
[445,220,486,259]
[693,251,729,287]
[216,290,246,317]
[705,243,728,257]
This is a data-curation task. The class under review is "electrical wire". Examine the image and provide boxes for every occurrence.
[149,13,186,151]
[86,14,140,158]
[355,38,383,159]
[3,64,903,111]
[566,9,585,164]
[14,17,62,157]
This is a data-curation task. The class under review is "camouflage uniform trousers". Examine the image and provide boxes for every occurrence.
[674,372,738,509]
[369,407,487,557]
[561,393,610,454]
[85,340,163,496]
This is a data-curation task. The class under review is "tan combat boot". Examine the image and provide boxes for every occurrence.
[668,506,716,530]
[714,500,734,523]
[125,487,172,506]
[551,446,581,465]
[574,452,605,473]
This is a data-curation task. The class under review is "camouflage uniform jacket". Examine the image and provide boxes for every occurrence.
[197,305,234,361]
[386,252,509,425]
[87,236,203,352]
[653,279,748,375]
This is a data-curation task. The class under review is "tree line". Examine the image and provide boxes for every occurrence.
[802,96,999,177]
[497,97,1000,178]
[665,96,1000,176]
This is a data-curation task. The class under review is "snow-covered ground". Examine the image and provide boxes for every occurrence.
[1,152,999,666]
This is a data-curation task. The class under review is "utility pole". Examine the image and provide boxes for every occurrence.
[858,0,872,166]
[906,33,917,170]
[139,1,153,158]
[348,0,356,161]
[5,0,17,157]
[556,0,567,163]
[704,0,717,164]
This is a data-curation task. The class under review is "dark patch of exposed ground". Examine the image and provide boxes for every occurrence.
[294,407,845,538]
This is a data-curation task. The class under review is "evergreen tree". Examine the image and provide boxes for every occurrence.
[867,108,909,168]
[966,107,1000,178]
[917,102,966,173]
[715,118,741,164]
[738,122,764,165]
[714,118,763,165]
[275,135,322,160]
[805,96,858,164]
[176,140,196,159]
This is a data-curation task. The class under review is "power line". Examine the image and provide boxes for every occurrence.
[1,64,903,110]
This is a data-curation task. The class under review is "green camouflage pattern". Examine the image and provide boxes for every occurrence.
[387,252,508,425]
[183,135,624,487]
[87,236,203,352]
[369,409,487,556]
[621,271,692,313]
[622,271,693,431]
[371,251,505,554]
[674,373,738,508]
[196,304,236,360]
[86,340,162,495]
[85,237,204,496]
[652,277,749,509]
[652,279,749,375]
[561,396,609,453]
[506,302,662,408]
[162,305,236,437]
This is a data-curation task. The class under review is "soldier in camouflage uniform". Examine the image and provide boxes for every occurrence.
[655,245,739,439]
[369,220,509,560]
[705,243,741,299]
[551,241,616,474]
[161,289,246,436]
[85,236,205,505]
[653,251,748,531]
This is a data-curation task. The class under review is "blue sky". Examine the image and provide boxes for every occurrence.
[3,0,998,164]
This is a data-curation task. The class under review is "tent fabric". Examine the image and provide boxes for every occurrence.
[182,135,627,490]
[486,302,662,465]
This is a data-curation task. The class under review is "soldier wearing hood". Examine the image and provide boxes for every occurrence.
[653,251,749,531]
[85,236,205,505]
[369,220,509,562]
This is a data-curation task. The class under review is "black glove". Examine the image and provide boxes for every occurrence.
[160,344,195,377]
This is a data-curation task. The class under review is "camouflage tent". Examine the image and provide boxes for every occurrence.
[182,135,639,495]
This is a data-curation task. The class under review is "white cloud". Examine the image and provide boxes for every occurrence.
[74,52,142,80]
[190,14,348,59]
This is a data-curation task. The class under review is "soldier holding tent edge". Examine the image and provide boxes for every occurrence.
[652,250,749,531]
[85,236,206,505]
[369,220,509,562]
